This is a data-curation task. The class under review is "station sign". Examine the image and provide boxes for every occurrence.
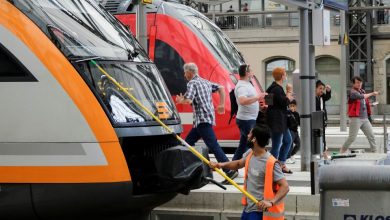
[313,8,331,46]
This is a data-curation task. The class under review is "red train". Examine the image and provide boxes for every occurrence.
[107,0,264,142]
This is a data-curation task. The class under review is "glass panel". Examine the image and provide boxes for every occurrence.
[0,47,28,78]
[0,45,36,82]
[186,15,244,73]
[154,40,187,96]
[88,62,178,126]
[316,57,340,106]
[14,0,148,62]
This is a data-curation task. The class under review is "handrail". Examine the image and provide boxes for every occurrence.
[204,9,299,17]
[203,10,341,29]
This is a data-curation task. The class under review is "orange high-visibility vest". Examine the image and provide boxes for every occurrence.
[241,151,285,220]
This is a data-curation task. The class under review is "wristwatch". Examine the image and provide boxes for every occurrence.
[270,201,274,207]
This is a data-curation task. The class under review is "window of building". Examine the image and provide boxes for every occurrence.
[0,44,37,82]
[265,58,295,89]
[315,56,340,107]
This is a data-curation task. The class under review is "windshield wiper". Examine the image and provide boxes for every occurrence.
[69,56,102,63]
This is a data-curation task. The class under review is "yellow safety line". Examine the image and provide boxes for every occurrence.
[90,60,260,205]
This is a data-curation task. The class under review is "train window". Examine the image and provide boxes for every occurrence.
[88,61,179,126]
[154,40,187,96]
[0,45,37,82]
[187,16,244,73]
[14,0,149,62]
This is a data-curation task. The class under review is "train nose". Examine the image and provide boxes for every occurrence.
[121,135,212,195]
[154,145,212,194]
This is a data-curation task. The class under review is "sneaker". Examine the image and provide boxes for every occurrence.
[221,170,238,185]
[285,158,295,164]
[286,156,296,164]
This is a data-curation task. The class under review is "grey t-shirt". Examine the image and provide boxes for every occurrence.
[242,149,284,213]
[235,80,259,120]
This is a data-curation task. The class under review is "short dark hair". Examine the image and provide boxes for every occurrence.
[238,64,249,77]
[351,76,363,83]
[251,125,271,147]
[316,80,325,88]
[290,99,297,105]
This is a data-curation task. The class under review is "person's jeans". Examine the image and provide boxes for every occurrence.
[241,210,263,220]
[233,119,256,161]
[288,130,301,158]
[185,123,230,173]
[270,129,292,163]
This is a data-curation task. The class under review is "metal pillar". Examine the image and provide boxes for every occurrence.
[384,114,387,153]
[340,10,348,131]
[300,8,311,171]
[212,5,216,23]
[136,3,148,50]
[261,0,265,27]
[308,10,316,114]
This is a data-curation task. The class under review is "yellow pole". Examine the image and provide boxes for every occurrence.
[90,60,260,205]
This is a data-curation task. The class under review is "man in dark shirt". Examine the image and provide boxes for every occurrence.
[315,80,331,158]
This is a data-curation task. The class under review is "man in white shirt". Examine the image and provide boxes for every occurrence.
[232,64,266,161]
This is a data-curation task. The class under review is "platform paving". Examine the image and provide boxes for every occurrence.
[152,119,390,219]
[213,126,388,154]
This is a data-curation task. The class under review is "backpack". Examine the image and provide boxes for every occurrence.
[228,89,238,124]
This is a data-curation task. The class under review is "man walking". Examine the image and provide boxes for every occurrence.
[315,80,331,158]
[340,76,378,153]
[233,64,266,161]
[176,63,238,180]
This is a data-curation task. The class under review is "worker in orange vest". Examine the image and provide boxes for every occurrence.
[210,125,289,220]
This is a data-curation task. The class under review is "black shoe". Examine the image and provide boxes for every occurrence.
[221,170,238,185]
[281,164,293,174]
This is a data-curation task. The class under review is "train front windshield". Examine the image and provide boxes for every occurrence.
[187,15,244,72]
[12,0,180,126]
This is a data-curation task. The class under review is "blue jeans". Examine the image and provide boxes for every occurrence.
[270,129,292,163]
[185,123,230,173]
[233,119,256,161]
[241,210,263,220]
[288,130,301,158]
